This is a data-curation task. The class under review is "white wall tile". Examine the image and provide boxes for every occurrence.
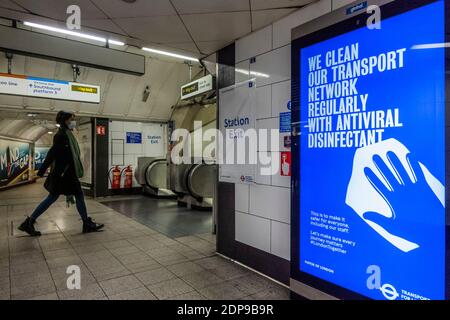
[236,212,271,252]
[272,80,291,117]
[256,117,279,152]
[272,174,291,188]
[258,151,282,180]
[255,85,272,120]
[332,0,356,10]
[111,131,124,140]
[271,221,290,260]
[111,140,124,155]
[123,121,142,133]
[272,0,332,49]
[111,154,124,166]
[250,184,290,223]
[109,121,124,132]
[250,45,290,87]
[235,60,250,84]
[256,152,272,185]
[256,117,278,131]
[236,25,273,63]
[124,154,135,167]
[235,183,250,213]
[124,143,143,155]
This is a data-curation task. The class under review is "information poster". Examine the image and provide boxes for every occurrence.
[77,123,92,185]
[219,80,256,184]
[299,2,445,300]
[0,138,31,188]
[34,146,50,172]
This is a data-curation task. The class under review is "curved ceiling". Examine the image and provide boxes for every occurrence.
[0,0,315,57]
[0,111,56,142]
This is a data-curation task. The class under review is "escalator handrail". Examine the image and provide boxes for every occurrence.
[144,159,167,190]
[186,163,203,201]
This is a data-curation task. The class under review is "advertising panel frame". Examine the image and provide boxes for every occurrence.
[290,0,449,300]
[0,135,33,189]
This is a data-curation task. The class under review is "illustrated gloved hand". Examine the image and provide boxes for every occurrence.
[362,152,443,250]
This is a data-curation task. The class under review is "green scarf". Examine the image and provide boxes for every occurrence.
[64,128,84,178]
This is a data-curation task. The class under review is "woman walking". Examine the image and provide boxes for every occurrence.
[19,111,104,236]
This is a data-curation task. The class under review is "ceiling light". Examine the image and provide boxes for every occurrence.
[24,21,124,47]
[27,113,38,117]
[142,47,199,62]
[108,39,125,46]
[48,131,54,135]
[24,21,105,42]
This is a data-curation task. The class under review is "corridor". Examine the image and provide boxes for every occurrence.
[0,182,288,300]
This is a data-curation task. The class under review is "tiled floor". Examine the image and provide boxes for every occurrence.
[0,182,289,300]
[100,196,213,238]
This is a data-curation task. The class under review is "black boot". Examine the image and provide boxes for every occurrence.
[18,217,41,237]
[83,217,104,234]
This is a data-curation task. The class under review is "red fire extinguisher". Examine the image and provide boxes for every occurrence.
[111,166,121,189]
[123,165,133,189]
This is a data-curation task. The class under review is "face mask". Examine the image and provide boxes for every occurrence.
[68,121,76,130]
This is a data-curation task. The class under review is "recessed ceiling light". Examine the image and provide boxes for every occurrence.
[27,113,37,117]
[48,131,54,134]
[108,39,125,46]
[142,47,199,62]
[24,21,125,47]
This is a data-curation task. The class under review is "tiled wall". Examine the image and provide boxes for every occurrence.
[231,0,355,261]
[109,120,166,188]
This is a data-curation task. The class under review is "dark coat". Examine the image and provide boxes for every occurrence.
[38,129,82,196]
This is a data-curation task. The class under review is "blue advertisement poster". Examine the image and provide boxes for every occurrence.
[34,146,50,172]
[299,2,445,300]
[0,139,31,188]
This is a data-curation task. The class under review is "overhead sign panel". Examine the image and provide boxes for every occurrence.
[0,25,145,76]
[181,74,214,100]
[0,73,100,103]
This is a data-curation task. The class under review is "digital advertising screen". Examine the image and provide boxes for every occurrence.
[291,0,448,300]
